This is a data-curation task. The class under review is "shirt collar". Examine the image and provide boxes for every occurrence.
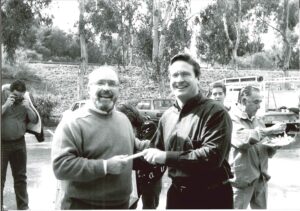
[173,93,205,114]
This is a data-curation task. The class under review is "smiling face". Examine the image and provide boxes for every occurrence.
[88,68,120,112]
[169,60,199,105]
[211,87,226,105]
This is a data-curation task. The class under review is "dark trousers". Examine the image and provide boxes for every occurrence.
[130,178,162,209]
[141,179,161,209]
[62,197,129,210]
[166,182,233,209]
[1,137,29,210]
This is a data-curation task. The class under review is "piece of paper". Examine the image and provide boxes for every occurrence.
[122,151,145,161]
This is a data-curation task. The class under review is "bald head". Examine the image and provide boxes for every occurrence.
[88,66,119,86]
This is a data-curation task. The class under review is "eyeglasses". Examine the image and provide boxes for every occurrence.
[92,80,119,87]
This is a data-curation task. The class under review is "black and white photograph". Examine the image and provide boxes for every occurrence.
[1,0,300,210]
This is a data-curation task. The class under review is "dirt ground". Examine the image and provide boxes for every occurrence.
[2,130,300,210]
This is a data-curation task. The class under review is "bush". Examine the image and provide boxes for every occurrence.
[33,94,58,124]
[2,63,42,82]
[237,52,276,69]
[26,50,43,61]
[1,64,15,79]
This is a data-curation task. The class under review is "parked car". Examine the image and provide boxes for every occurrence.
[60,100,87,121]
[136,98,174,122]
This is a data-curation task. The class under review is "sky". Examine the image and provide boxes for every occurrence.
[44,0,79,33]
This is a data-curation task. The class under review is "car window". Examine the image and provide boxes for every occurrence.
[137,101,151,110]
[153,99,173,110]
[71,101,86,111]
[71,103,80,111]
[80,102,86,108]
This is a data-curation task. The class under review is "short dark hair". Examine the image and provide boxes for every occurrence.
[169,53,201,79]
[238,86,260,103]
[211,82,226,95]
[10,80,26,92]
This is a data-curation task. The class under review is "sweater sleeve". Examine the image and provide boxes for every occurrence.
[51,118,106,181]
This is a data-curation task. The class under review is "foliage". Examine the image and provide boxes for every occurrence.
[289,47,299,69]
[196,2,265,65]
[237,52,276,69]
[159,1,192,75]
[34,94,58,123]
[1,0,52,64]
[195,0,299,69]
[1,63,41,82]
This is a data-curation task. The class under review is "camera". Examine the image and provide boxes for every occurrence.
[11,94,24,105]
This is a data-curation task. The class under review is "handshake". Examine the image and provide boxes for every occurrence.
[106,149,166,174]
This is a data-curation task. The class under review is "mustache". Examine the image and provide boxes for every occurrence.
[173,82,188,87]
[96,90,114,98]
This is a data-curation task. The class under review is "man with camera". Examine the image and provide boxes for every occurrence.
[1,80,39,210]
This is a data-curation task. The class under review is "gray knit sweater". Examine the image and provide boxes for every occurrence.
[52,106,135,207]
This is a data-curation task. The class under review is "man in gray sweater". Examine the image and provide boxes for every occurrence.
[52,66,137,209]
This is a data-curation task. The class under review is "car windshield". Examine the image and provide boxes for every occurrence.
[153,99,173,110]
[137,101,151,110]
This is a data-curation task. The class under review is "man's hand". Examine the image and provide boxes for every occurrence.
[106,155,129,174]
[270,123,287,134]
[143,148,166,165]
[4,95,15,107]
[2,95,15,115]
[22,98,31,109]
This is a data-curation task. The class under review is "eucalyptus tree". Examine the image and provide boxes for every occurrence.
[1,0,52,64]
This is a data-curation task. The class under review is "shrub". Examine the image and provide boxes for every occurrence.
[237,52,276,69]
[33,94,58,124]
[1,64,15,79]
[2,63,42,82]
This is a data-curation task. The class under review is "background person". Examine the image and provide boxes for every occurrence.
[142,53,233,209]
[208,81,230,110]
[52,67,135,209]
[117,103,164,209]
[1,80,40,210]
[229,85,286,209]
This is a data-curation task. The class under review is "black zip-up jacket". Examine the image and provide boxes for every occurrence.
[151,94,233,187]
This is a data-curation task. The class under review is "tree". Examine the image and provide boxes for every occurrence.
[255,0,299,74]
[196,0,298,70]
[152,0,191,97]
[1,0,52,64]
[78,0,88,100]
[220,0,241,70]
[196,2,264,66]
[85,0,141,67]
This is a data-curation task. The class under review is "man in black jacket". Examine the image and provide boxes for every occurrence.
[143,53,233,209]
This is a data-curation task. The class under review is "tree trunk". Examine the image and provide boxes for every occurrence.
[282,0,290,88]
[233,0,241,71]
[0,4,2,70]
[120,0,126,68]
[78,0,88,100]
[152,0,159,76]
[221,0,241,71]
[282,0,290,73]
[158,33,166,97]
[128,16,134,66]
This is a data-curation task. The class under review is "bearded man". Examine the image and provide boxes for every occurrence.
[52,67,136,209]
